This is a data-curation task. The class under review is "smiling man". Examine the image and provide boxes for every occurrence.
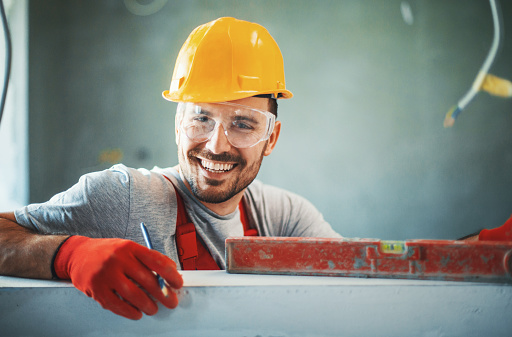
[0,16,511,322]
[154,17,342,270]
[0,17,340,320]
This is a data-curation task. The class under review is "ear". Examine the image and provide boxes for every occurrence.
[263,121,281,156]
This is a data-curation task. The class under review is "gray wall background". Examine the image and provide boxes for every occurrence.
[28,0,512,240]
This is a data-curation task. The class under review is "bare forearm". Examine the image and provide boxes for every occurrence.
[0,213,68,279]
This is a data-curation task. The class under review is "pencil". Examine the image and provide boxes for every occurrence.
[140,222,169,297]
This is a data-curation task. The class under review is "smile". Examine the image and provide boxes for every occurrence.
[200,159,236,173]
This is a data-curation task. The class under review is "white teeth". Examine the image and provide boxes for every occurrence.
[201,160,234,172]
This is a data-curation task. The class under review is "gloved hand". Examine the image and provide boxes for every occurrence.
[53,235,183,320]
[479,214,512,241]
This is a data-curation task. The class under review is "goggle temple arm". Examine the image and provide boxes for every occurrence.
[264,113,276,141]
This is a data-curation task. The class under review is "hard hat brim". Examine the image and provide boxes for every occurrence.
[162,89,293,103]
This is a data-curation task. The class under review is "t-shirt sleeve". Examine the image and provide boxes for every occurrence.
[14,165,131,238]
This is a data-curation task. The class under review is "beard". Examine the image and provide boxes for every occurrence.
[178,144,267,204]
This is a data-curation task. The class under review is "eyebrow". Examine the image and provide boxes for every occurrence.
[193,107,213,116]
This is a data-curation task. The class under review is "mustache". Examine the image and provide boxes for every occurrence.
[188,149,246,165]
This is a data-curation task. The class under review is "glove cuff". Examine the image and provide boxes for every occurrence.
[479,214,512,242]
[52,235,90,280]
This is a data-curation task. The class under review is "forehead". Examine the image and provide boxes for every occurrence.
[192,97,270,115]
[192,96,269,112]
[229,96,270,111]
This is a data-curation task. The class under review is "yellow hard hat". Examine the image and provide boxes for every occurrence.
[162,17,293,103]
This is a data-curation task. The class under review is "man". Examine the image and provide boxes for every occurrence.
[0,16,510,321]
[0,17,340,320]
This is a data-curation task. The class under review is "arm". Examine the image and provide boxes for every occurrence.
[2,167,184,319]
[0,212,67,279]
[0,211,183,320]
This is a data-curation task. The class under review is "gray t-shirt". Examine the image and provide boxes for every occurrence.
[15,164,341,269]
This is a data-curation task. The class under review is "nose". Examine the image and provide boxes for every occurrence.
[205,123,232,154]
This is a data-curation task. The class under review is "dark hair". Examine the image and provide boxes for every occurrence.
[254,94,279,118]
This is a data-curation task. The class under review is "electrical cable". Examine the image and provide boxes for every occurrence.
[0,0,11,128]
[443,0,502,127]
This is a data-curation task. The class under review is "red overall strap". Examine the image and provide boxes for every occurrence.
[240,197,257,237]
[174,189,219,270]
[164,174,258,270]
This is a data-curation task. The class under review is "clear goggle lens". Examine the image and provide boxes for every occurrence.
[176,102,275,148]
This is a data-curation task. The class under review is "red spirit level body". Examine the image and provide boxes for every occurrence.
[226,237,512,283]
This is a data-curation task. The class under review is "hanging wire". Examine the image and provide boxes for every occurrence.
[0,0,11,127]
[443,0,502,127]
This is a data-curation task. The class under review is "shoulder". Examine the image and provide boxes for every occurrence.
[70,164,176,207]
[245,180,341,238]
[76,164,178,237]
[93,164,172,189]
[80,164,132,188]
[106,164,177,197]
[246,179,312,209]
[245,180,316,224]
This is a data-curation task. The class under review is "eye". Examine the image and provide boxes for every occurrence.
[194,115,211,123]
[231,115,259,132]
[233,120,253,130]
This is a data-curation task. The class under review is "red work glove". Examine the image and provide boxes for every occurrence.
[53,236,183,320]
[479,214,512,241]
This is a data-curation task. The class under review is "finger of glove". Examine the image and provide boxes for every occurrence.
[134,246,184,290]
[97,289,144,320]
[133,276,179,310]
[127,249,182,309]
[122,260,176,308]
[112,275,159,316]
[159,287,180,310]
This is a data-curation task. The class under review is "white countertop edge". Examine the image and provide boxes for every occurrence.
[1,271,508,288]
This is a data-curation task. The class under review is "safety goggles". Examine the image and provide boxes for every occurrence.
[176,102,275,148]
